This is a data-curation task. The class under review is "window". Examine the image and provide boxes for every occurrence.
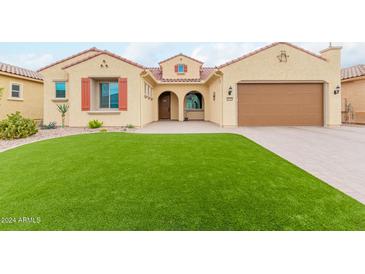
[185,92,203,110]
[100,82,118,109]
[177,64,185,73]
[55,82,66,98]
[11,83,21,98]
[144,82,152,99]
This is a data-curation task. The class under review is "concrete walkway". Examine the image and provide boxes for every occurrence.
[137,121,365,204]
[136,121,227,133]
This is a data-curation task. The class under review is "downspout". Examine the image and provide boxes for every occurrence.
[140,76,143,128]
[215,69,224,127]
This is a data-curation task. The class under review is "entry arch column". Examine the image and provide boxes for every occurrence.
[178,94,185,121]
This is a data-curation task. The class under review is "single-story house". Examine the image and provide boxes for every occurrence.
[0,62,43,121]
[341,64,365,124]
[39,42,342,128]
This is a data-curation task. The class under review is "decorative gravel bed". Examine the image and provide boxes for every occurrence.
[0,127,133,153]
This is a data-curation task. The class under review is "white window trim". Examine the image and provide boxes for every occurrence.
[54,81,67,99]
[8,82,23,100]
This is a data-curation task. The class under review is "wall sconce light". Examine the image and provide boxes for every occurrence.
[213,92,216,101]
[228,86,233,96]
[334,85,340,95]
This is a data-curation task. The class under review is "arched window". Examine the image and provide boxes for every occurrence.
[185,92,203,110]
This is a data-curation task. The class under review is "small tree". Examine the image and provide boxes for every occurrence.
[57,104,69,128]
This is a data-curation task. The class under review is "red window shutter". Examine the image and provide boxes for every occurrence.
[184,64,187,72]
[174,64,178,72]
[81,78,90,111]
[119,78,128,111]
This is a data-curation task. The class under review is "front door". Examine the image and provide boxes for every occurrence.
[159,92,171,119]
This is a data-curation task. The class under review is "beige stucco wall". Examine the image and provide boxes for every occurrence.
[341,78,365,123]
[153,84,210,122]
[41,44,341,128]
[219,44,342,127]
[65,54,143,127]
[43,53,144,127]
[207,76,222,125]
[170,92,179,120]
[42,50,100,126]
[0,73,43,121]
[141,80,154,126]
[160,55,202,79]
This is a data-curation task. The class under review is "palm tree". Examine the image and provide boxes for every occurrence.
[57,104,69,128]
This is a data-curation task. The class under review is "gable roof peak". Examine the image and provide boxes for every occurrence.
[158,53,203,65]
[217,42,327,69]
[62,50,145,70]
[37,47,103,72]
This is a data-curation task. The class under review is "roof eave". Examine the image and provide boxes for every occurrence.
[0,71,43,82]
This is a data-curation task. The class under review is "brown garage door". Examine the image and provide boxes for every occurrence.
[237,83,323,126]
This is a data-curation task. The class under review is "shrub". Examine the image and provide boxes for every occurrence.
[42,121,57,129]
[126,124,135,129]
[88,119,103,129]
[0,112,38,140]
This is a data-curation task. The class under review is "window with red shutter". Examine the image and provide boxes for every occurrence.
[177,64,185,74]
[118,78,128,111]
[81,78,90,111]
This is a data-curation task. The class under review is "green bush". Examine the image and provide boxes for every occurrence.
[42,121,57,129]
[126,124,135,129]
[0,112,38,140]
[88,119,103,129]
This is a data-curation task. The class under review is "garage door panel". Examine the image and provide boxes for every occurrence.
[238,83,323,126]
[241,104,321,115]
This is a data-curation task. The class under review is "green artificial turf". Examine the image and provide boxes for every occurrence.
[0,132,364,230]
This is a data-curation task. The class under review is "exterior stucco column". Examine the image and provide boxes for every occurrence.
[178,95,184,121]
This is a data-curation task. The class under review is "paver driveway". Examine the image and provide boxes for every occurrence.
[234,126,365,204]
[137,122,365,204]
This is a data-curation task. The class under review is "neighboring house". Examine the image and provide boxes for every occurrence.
[341,64,365,124]
[39,42,342,128]
[0,62,43,122]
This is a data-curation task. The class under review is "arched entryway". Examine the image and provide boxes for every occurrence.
[158,91,179,120]
[184,91,204,120]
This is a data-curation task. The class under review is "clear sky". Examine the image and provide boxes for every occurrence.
[0,42,363,71]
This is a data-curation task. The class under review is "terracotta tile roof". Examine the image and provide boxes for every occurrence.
[62,50,145,70]
[158,53,203,65]
[341,64,365,80]
[37,47,102,72]
[148,67,162,80]
[218,42,327,69]
[147,67,215,83]
[200,67,215,80]
[0,62,43,81]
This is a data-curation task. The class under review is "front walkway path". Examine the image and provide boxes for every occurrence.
[136,121,226,133]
